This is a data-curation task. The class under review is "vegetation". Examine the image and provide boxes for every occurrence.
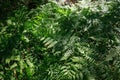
[0,0,120,80]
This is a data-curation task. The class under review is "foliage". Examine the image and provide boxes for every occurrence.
[0,0,120,80]
[0,0,48,22]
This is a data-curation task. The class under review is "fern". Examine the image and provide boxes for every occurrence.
[0,0,119,80]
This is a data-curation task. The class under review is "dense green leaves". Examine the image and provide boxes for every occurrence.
[0,0,120,80]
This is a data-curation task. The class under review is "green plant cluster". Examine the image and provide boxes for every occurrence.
[0,0,48,22]
[0,0,120,80]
